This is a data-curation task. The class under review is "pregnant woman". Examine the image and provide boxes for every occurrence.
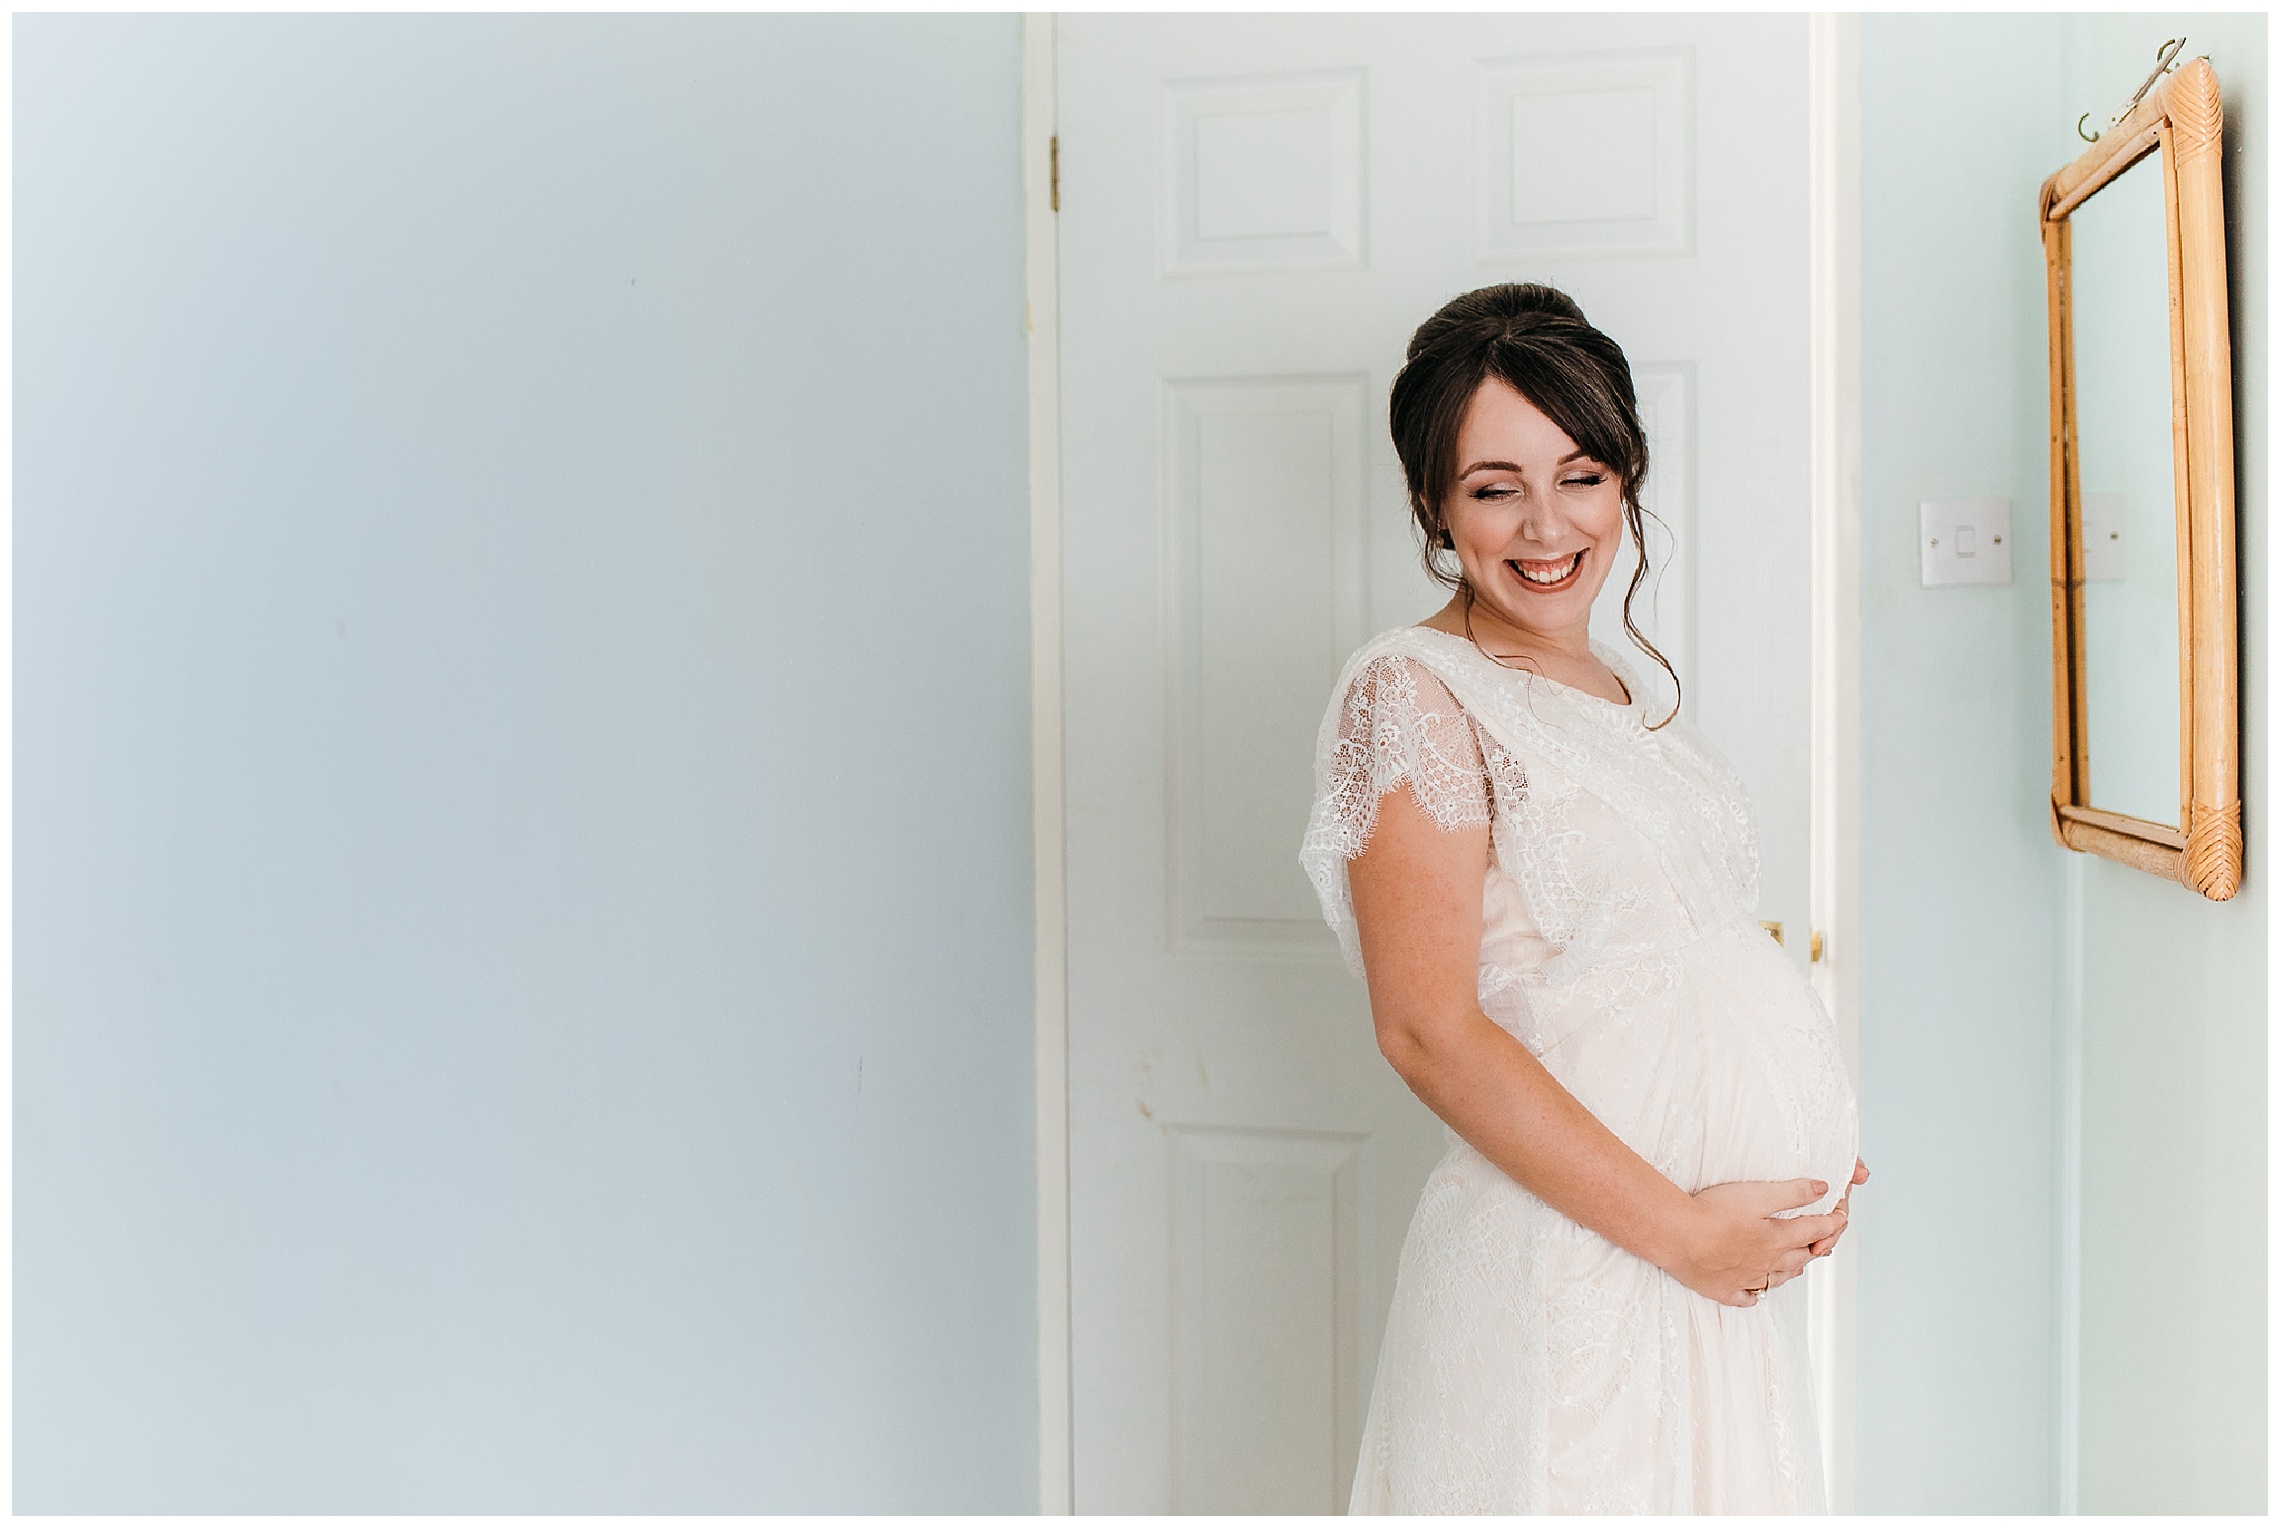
[1301,284,1865,1514]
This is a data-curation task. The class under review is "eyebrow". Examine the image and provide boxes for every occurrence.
[1458,450,1598,475]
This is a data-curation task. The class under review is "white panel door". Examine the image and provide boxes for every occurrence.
[1057,15,1814,1513]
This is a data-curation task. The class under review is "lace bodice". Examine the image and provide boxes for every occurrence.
[1300,625,1760,998]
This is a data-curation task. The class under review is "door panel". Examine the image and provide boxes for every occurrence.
[1167,374,1368,955]
[1059,15,1812,1511]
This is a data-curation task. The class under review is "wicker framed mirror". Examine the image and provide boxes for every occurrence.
[2042,53,2240,900]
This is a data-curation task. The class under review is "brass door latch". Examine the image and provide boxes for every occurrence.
[1759,921,1828,963]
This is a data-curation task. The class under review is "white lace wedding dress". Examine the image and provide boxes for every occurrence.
[1300,625,1858,1515]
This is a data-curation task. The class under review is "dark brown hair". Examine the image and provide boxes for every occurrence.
[1388,282,1678,725]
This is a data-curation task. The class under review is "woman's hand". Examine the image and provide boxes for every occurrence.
[1669,1178,1846,1307]
[1806,1158,1870,1260]
[1350,773,1863,1310]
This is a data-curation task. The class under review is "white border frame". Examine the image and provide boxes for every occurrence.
[1022,12,1073,1516]
[1806,10,1863,1513]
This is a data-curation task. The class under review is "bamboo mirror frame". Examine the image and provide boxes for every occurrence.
[2041,53,2241,900]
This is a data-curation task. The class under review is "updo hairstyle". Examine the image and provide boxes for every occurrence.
[1387,282,1678,723]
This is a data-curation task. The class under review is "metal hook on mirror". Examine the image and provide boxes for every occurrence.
[2083,37,2188,144]
[2121,38,2189,116]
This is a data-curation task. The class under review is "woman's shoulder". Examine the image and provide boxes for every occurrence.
[1325,630,1460,728]
[1333,624,1479,694]
[1323,628,1498,737]
[1341,622,1453,670]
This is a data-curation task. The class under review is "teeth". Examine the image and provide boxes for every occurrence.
[1515,552,1581,586]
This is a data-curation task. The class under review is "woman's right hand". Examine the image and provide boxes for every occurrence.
[1668,1179,1845,1307]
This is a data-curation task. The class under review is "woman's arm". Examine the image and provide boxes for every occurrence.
[1347,779,1842,1307]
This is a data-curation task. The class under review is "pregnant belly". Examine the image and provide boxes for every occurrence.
[1515,923,1860,1215]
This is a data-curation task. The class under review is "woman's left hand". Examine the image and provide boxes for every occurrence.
[1804,1158,1869,1263]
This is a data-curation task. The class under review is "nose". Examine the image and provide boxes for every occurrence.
[1515,501,1560,544]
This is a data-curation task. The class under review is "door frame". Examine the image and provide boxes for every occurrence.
[1024,13,1866,1512]
[1805,11,1864,1514]
[1021,12,1073,1517]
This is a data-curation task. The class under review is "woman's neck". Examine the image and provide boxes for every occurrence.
[1418,592,1632,706]
[1422,593,1591,666]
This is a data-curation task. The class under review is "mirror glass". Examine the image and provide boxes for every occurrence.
[2071,149,2182,829]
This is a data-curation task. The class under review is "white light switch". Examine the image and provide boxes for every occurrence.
[2082,491,2129,581]
[1921,497,2013,587]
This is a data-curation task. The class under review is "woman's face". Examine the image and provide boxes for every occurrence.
[1440,376,1627,645]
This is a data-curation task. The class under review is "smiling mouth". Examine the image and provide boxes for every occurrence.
[1510,550,1585,591]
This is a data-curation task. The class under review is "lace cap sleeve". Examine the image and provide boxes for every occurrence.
[1299,652,1518,976]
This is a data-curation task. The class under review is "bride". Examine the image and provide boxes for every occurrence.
[1301,283,1865,1514]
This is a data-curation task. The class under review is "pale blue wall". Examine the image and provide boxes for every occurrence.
[2065,14,2267,1513]
[1858,13,2066,1512]
[14,14,1036,1512]
[1859,12,2268,1513]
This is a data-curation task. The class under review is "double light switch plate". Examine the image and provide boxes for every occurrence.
[1920,497,2013,587]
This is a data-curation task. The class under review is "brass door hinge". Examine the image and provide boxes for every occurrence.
[1050,135,1060,211]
